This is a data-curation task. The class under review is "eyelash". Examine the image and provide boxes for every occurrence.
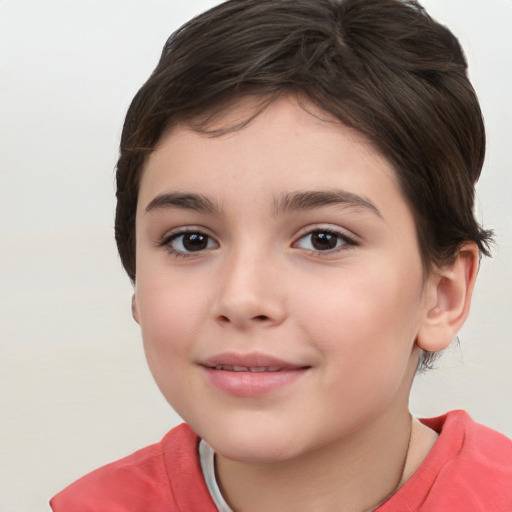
[293,227,358,255]
[158,228,219,258]
[157,226,358,258]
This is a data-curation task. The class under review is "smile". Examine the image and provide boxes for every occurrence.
[201,352,310,397]
[210,365,288,372]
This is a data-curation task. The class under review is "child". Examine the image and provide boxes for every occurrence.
[50,0,512,510]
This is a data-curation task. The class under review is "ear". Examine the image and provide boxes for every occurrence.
[131,294,140,324]
[417,243,479,352]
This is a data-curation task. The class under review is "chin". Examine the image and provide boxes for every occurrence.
[215,439,301,464]
[192,415,305,464]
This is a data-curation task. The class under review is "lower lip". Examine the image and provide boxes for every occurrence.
[202,367,308,397]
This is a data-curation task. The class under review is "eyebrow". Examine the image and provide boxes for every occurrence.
[273,190,383,218]
[144,189,382,219]
[145,192,221,214]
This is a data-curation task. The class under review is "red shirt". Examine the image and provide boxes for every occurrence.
[50,410,512,511]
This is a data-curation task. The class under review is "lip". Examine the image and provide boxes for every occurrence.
[202,352,305,370]
[200,352,310,397]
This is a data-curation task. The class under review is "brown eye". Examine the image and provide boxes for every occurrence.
[181,233,209,251]
[165,231,218,254]
[295,229,354,252]
[310,232,338,251]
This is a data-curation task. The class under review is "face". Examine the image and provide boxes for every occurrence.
[133,95,433,463]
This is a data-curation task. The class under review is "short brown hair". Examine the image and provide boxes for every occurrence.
[115,0,493,284]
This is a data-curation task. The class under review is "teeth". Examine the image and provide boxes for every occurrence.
[212,365,282,372]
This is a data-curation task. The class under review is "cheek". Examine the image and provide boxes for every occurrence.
[297,262,423,371]
[136,287,207,415]
[135,277,208,374]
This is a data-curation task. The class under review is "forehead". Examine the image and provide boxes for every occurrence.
[138,94,406,220]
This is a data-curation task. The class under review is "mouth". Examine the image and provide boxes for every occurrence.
[202,352,307,369]
[207,364,300,373]
[200,352,310,397]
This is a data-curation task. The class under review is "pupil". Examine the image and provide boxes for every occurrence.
[183,233,207,251]
[312,232,337,250]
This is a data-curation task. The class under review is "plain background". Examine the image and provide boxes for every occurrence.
[0,1,511,510]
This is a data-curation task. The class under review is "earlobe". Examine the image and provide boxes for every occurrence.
[131,294,140,324]
[417,243,479,352]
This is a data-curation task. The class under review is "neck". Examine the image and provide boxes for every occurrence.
[216,408,415,512]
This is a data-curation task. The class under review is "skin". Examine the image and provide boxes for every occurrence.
[132,95,478,511]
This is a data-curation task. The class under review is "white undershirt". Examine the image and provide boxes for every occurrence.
[199,439,234,512]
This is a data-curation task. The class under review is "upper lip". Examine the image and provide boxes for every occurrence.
[201,352,308,371]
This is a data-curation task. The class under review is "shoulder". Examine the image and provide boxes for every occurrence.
[422,409,512,477]
[426,410,512,510]
[50,423,216,512]
[383,410,512,512]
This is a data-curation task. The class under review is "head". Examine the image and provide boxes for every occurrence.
[117,0,494,463]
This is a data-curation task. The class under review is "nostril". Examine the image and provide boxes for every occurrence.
[216,314,268,324]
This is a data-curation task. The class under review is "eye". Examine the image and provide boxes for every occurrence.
[294,229,355,252]
[160,230,218,255]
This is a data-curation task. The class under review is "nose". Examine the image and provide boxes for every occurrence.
[211,249,286,329]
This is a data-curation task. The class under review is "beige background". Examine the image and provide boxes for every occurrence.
[1,1,511,510]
